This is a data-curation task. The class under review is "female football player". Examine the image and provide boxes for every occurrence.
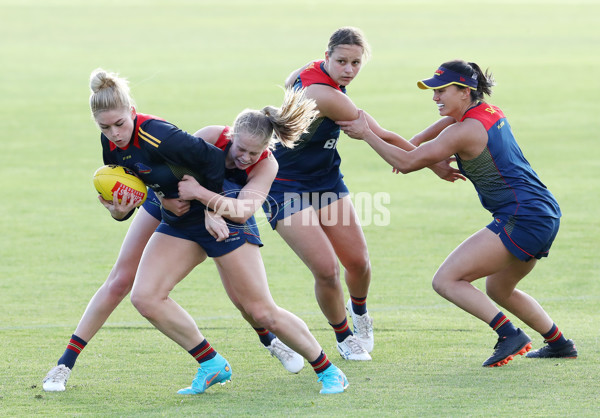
[44,68,348,395]
[262,26,464,360]
[337,59,576,367]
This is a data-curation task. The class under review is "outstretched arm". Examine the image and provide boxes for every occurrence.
[410,117,456,147]
[341,111,465,182]
[363,112,414,151]
[338,110,467,177]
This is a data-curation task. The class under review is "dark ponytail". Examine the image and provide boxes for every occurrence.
[467,61,495,100]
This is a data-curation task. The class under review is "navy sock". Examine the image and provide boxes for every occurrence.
[188,339,217,364]
[254,327,276,347]
[57,334,88,369]
[309,350,332,375]
[349,295,368,316]
[489,312,518,338]
[330,318,353,343]
[542,323,568,348]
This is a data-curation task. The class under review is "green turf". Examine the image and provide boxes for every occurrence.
[1,0,599,416]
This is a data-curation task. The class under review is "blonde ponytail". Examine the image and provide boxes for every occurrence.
[232,87,317,149]
[266,87,318,148]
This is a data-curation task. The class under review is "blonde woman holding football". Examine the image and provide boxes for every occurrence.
[43,68,348,396]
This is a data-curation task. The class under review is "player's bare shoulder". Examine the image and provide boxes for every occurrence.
[192,125,226,144]
[307,84,357,121]
[445,118,488,159]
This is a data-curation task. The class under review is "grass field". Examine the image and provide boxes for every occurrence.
[1,0,599,416]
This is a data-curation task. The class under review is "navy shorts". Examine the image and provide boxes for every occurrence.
[141,188,162,221]
[155,214,262,258]
[263,176,349,229]
[486,215,560,261]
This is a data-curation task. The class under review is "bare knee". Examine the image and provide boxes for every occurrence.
[243,303,279,331]
[313,261,340,288]
[486,283,510,305]
[130,289,160,320]
[343,251,371,278]
[105,269,135,300]
[432,273,451,298]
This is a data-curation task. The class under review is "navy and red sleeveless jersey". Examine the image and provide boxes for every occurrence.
[101,113,225,226]
[271,60,345,182]
[457,103,561,218]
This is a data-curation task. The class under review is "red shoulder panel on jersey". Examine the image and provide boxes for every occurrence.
[462,104,505,131]
[214,126,231,150]
[108,113,165,151]
[299,60,342,91]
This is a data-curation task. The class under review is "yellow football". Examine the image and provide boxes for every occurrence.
[93,165,147,207]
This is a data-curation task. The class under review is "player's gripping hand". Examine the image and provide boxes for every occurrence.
[162,197,191,217]
[205,210,229,242]
[429,158,466,183]
[177,174,204,201]
[99,191,139,220]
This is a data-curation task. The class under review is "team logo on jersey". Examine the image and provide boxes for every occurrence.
[135,163,152,174]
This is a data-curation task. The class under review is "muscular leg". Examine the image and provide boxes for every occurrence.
[130,232,208,351]
[320,196,371,299]
[74,208,160,341]
[486,260,554,334]
[275,207,346,325]
[214,243,322,361]
[43,209,161,392]
[432,228,518,323]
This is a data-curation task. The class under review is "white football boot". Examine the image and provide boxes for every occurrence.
[43,364,71,392]
[346,299,374,353]
[337,335,371,361]
[266,337,304,373]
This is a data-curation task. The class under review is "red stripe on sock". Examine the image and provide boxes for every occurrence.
[332,322,349,334]
[254,328,270,336]
[350,296,367,306]
[311,354,331,374]
[544,329,562,343]
[66,340,85,354]
[192,345,215,361]
[492,316,509,331]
